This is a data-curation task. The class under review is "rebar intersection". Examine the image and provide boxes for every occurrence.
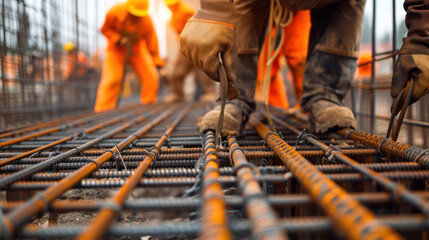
[0,103,428,239]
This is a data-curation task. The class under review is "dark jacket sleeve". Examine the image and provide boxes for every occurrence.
[191,0,235,26]
[400,0,429,55]
[404,0,429,38]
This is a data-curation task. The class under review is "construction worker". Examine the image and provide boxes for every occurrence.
[94,0,163,113]
[63,41,88,81]
[163,0,218,103]
[181,0,429,135]
[356,50,378,79]
[256,10,310,111]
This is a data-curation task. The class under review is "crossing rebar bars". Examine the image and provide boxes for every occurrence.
[0,103,428,239]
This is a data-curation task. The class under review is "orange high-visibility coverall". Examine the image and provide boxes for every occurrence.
[167,0,195,35]
[356,50,378,78]
[256,10,311,110]
[94,3,162,113]
[65,51,88,80]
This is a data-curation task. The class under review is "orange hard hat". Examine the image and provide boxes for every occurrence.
[163,0,179,6]
[126,0,149,17]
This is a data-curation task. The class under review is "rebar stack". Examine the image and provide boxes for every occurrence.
[0,102,428,240]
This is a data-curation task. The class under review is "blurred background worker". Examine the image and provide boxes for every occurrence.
[256,10,310,113]
[94,0,163,113]
[63,41,89,82]
[162,0,218,103]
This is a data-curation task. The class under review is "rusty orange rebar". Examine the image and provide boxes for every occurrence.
[77,106,189,240]
[228,136,286,240]
[0,116,75,139]
[0,108,148,168]
[250,120,403,240]
[272,116,429,215]
[0,105,135,148]
[199,131,231,240]
[3,191,429,213]
[338,128,429,168]
[0,107,175,238]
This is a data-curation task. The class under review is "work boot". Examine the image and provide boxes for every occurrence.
[308,100,356,133]
[197,55,258,136]
[163,77,185,103]
[198,103,246,136]
[163,92,185,103]
[196,70,218,102]
[199,92,218,102]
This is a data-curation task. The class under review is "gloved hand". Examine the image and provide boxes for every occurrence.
[392,38,429,106]
[180,0,237,83]
[119,36,130,46]
[120,32,139,45]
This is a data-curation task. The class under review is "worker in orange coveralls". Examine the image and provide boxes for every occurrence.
[162,0,218,103]
[256,10,310,112]
[356,50,378,79]
[94,0,163,112]
[63,41,89,81]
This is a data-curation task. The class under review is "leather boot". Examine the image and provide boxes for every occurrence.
[308,100,356,133]
[163,75,185,103]
[196,70,218,102]
[198,103,246,136]
[198,55,258,136]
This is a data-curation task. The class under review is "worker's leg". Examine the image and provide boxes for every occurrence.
[226,0,270,117]
[198,0,270,135]
[282,10,311,103]
[130,45,159,104]
[269,72,289,110]
[195,69,218,102]
[94,48,126,112]
[164,51,194,102]
[300,0,366,132]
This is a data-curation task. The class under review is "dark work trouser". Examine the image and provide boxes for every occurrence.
[229,0,365,115]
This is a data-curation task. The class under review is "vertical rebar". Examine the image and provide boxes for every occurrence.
[42,0,50,106]
[199,131,231,240]
[228,136,286,240]
[370,0,376,134]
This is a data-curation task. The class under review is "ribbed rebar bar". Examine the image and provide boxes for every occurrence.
[0,105,134,148]
[228,136,286,239]
[0,108,154,189]
[6,169,429,191]
[338,128,429,168]
[250,120,403,240]
[77,106,189,239]
[199,131,231,240]
[0,110,147,168]
[274,114,429,216]
[15,215,429,238]
[0,107,174,238]
[3,192,429,213]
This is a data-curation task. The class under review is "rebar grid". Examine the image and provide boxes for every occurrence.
[0,103,428,240]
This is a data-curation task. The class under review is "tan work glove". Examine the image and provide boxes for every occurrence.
[180,0,237,83]
[119,37,131,46]
[391,37,429,106]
